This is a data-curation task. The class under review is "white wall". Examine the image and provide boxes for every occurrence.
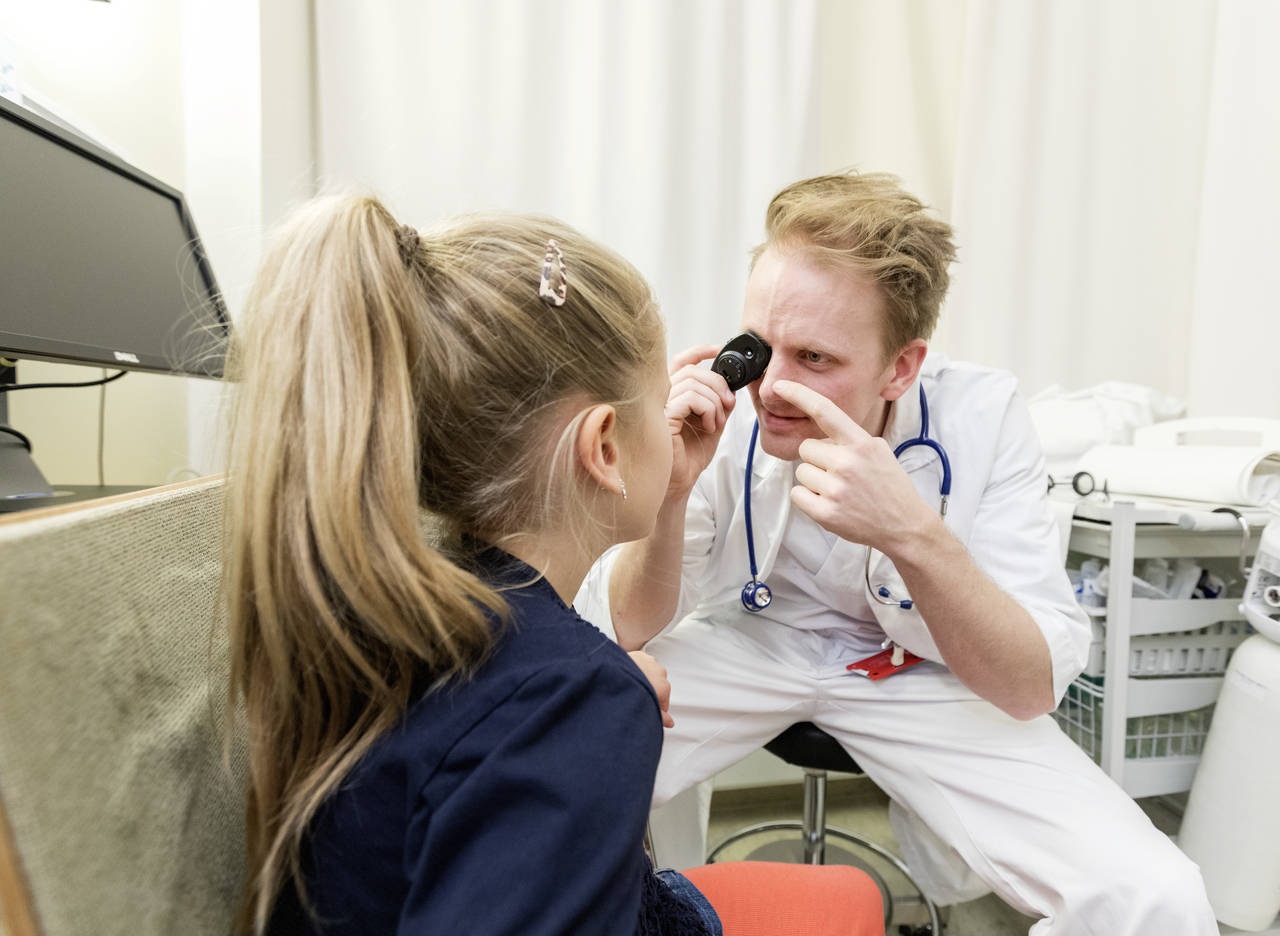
[0,0,195,486]
[0,0,316,487]
[181,0,317,477]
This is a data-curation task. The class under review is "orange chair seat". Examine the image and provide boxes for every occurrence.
[682,860,884,936]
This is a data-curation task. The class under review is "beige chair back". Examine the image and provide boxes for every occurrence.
[0,478,246,936]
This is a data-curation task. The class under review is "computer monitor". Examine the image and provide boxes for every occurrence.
[0,95,230,506]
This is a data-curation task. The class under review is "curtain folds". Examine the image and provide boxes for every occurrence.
[312,0,1278,416]
[314,0,822,358]
[945,0,1278,415]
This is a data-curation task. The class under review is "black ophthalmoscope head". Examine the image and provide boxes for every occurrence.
[711,331,772,392]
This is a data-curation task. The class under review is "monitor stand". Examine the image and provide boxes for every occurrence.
[0,362,57,511]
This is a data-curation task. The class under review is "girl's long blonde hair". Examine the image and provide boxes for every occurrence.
[223,194,662,934]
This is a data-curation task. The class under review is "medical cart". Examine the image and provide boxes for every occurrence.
[1053,498,1264,798]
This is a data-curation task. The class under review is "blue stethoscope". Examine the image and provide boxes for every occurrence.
[741,383,952,613]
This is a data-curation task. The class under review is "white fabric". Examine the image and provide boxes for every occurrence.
[1186,0,1280,420]
[942,0,1280,420]
[643,615,1217,933]
[307,2,1279,428]
[1046,496,1077,566]
[1027,381,1186,478]
[1077,443,1280,507]
[312,0,821,361]
[575,354,1216,933]
[646,782,712,874]
[753,505,880,645]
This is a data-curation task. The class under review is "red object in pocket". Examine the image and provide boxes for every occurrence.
[846,646,925,680]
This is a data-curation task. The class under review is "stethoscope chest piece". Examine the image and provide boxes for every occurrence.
[741,579,773,612]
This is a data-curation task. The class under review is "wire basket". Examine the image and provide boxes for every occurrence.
[1053,676,1214,762]
[1083,617,1251,678]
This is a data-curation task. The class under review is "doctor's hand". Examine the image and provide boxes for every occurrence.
[774,380,939,555]
[664,344,736,501]
[628,651,675,727]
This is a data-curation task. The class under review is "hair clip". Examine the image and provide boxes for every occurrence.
[538,238,568,307]
[396,224,420,267]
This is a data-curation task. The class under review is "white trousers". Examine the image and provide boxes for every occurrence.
[647,614,1218,936]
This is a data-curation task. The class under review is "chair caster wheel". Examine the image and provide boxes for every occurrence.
[898,925,941,935]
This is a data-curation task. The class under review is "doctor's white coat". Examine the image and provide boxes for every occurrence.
[579,353,1091,704]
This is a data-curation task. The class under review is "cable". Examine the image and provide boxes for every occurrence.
[0,425,33,451]
[98,369,108,485]
[0,367,126,481]
[0,369,127,392]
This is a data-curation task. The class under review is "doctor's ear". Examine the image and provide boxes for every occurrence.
[575,404,626,495]
[880,339,928,402]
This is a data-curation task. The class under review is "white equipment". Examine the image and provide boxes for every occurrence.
[1241,510,1280,643]
[1179,503,1280,931]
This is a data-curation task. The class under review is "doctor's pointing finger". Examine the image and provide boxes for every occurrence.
[772,379,936,552]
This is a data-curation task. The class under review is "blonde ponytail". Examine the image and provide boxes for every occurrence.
[224,194,663,933]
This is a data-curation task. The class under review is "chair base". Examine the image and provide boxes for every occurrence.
[708,820,943,934]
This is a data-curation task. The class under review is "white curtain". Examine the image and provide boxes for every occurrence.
[943,0,1280,416]
[312,0,1279,413]
[313,0,821,358]
[1185,1,1280,418]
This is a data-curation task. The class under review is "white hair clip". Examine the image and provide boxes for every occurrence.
[538,238,569,307]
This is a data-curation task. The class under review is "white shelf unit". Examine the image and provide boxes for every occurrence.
[1058,499,1263,798]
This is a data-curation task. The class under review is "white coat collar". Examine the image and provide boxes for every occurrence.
[875,373,943,478]
[883,350,950,455]
[880,375,923,453]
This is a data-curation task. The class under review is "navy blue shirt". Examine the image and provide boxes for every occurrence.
[270,550,665,935]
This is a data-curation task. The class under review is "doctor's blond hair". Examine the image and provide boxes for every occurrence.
[223,193,662,935]
[751,170,957,359]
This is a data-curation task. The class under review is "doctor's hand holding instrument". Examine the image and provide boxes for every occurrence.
[662,343,738,501]
[606,341,740,650]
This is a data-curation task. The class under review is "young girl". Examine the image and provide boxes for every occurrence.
[223,194,881,936]
[224,193,717,935]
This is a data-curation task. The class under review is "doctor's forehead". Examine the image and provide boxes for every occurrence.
[741,247,884,346]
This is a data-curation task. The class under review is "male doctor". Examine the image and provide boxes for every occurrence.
[578,172,1216,934]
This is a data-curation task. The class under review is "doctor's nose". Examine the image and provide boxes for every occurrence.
[755,359,796,411]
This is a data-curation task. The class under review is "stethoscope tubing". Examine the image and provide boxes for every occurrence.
[741,384,949,613]
[744,419,762,580]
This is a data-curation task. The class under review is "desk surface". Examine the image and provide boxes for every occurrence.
[0,478,222,526]
[0,485,149,516]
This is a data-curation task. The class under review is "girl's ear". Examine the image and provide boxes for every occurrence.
[575,404,625,495]
[880,338,928,402]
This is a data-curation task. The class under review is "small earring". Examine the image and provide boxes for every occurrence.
[620,481,628,501]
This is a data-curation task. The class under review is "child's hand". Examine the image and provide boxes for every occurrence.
[628,651,674,728]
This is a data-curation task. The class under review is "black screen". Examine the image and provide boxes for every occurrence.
[0,98,227,377]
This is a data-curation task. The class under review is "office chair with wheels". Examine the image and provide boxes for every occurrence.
[706,722,943,935]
